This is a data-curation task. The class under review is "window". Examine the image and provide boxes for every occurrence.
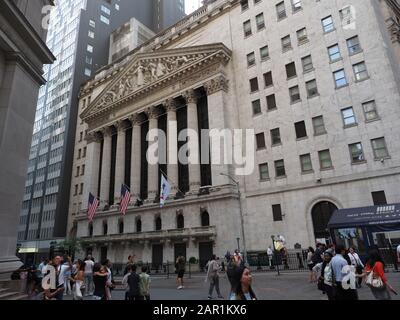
[78,149,82,159]
[260,45,269,60]
[271,128,281,145]
[256,133,266,149]
[340,6,354,26]
[291,0,302,12]
[328,44,341,62]
[100,15,110,25]
[84,68,91,76]
[79,132,83,142]
[89,20,95,28]
[177,214,184,229]
[347,36,362,55]
[201,211,210,226]
[289,85,301,103]
[81,165,85,176]
[371,137,389,159]
[302,55,313,72]
[247,52,256,67]
[85,57,92,65]
[88,30,95,39]
[250,77,259,92]
[119,220,124,234]
[83,147,87,157]
[349,142,365,163]
[76,166,80,177]
[115,3,120,10]
[136,219,142,232]
[272,204,283,221]
[312,116,326,135]
[103,221,108,235]
[306,79,318,97]
[333,69,347,88]
[286,62,297,78]
[101,5,111,15]
[264,71,273,87]
[276,2,287,20]
[241,0,249,11]
[74,184,78,196]
[295,121,307,139]
[88,223,93,237]
[79,183,83,195]
[322,16,334,33]
[319,150,333,169]
[281,35,292,51]
[275,160,286,177]
[155,217,162,231]
[243,20,252,37]
[259,163,269,180]
[87,45,93,53]
[256,13,265,30]
[297,28,308,43]
[341,107,357,126]
[362,100,379,121]
[371,191,387,206]
[300,154,313,172]
[353,62,368,81]
[252,99,262,115]
[266,94,277,110]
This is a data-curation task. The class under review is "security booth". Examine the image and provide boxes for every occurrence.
[328,203,400,268]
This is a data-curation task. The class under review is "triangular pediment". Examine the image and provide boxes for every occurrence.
[81,43,231,122]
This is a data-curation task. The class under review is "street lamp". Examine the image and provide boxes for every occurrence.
[220,173,248,265]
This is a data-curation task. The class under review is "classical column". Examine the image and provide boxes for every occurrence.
[204,76,231,186]
[83,132,102,209]
[183,89,201,193]
[130,114,141,199]
[146,107,159,201]
[114,121,128,203]
[100,127,112,206]
[165,99,178,193]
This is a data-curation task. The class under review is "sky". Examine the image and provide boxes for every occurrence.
[185,0,202,14]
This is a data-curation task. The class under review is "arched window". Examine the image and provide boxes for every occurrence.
[177,214,184,229]
[88,222,93,237]
[155,216,162,231]
[103,221,108,235]
[201,211,210,227]
[136,218,142,233]
[311,201,338,241]
[118,220,124,234]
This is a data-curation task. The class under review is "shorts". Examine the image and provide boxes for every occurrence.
[177,270,185,278]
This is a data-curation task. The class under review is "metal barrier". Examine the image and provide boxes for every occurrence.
[247,251,309,273]
[111,261,195,278]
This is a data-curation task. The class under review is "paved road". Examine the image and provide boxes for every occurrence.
[63,271,400,300]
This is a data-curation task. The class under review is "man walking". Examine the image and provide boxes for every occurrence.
[84,255,94,296]
[331,245,358,300]
[207,255,224,300]
[176,256,186,290]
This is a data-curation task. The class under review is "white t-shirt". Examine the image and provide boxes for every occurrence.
[84,260,94,273]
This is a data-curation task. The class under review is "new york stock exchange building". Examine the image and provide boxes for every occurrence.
[68,0,400,269]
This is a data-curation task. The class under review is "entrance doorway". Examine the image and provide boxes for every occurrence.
[100,246,107,264]
[174,243,187,261]
[198,242,213,270]
[152,244,163,271]
[311,201,338,244]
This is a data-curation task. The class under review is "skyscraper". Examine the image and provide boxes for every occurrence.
[17,0,185,262]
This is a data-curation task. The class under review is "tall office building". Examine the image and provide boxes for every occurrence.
[17,0,185,262]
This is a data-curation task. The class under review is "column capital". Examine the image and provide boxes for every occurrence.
[100,126,112,137]
[145,106,161,120]
[164,98,178,112]
[114,120,129,131]
[182,89,199,104]
[129,114,141,126]
[204,75,229,95]
[85,131,102,143]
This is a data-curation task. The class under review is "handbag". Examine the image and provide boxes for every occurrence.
[365,266,384,289]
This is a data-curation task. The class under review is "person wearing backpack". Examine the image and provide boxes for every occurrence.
[127,264,143,301]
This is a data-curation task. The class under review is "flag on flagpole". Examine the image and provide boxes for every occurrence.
[119,184,131,215]
[160,174,171,207]
[87,193,99,221]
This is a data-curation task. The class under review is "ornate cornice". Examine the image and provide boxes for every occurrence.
[164,98,178,112]
[85,131,102,143]
[182,89,199,104]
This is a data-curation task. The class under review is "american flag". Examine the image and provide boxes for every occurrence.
[87,193,99,221]
[119,184,131,215]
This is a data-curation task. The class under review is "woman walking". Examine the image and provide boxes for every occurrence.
[361,249,396,300]
[348,247,364,288]
[318,251,334,300]
[306,247,316,282]
[92,263,108,300]
[70,260,85,300]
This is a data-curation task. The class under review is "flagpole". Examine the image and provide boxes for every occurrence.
[159,168,185,196]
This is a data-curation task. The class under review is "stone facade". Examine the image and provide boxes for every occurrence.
[68,0,400,264]
[0,0,55,278]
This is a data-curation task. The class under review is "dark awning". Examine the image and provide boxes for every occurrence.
[328,203,400,228]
